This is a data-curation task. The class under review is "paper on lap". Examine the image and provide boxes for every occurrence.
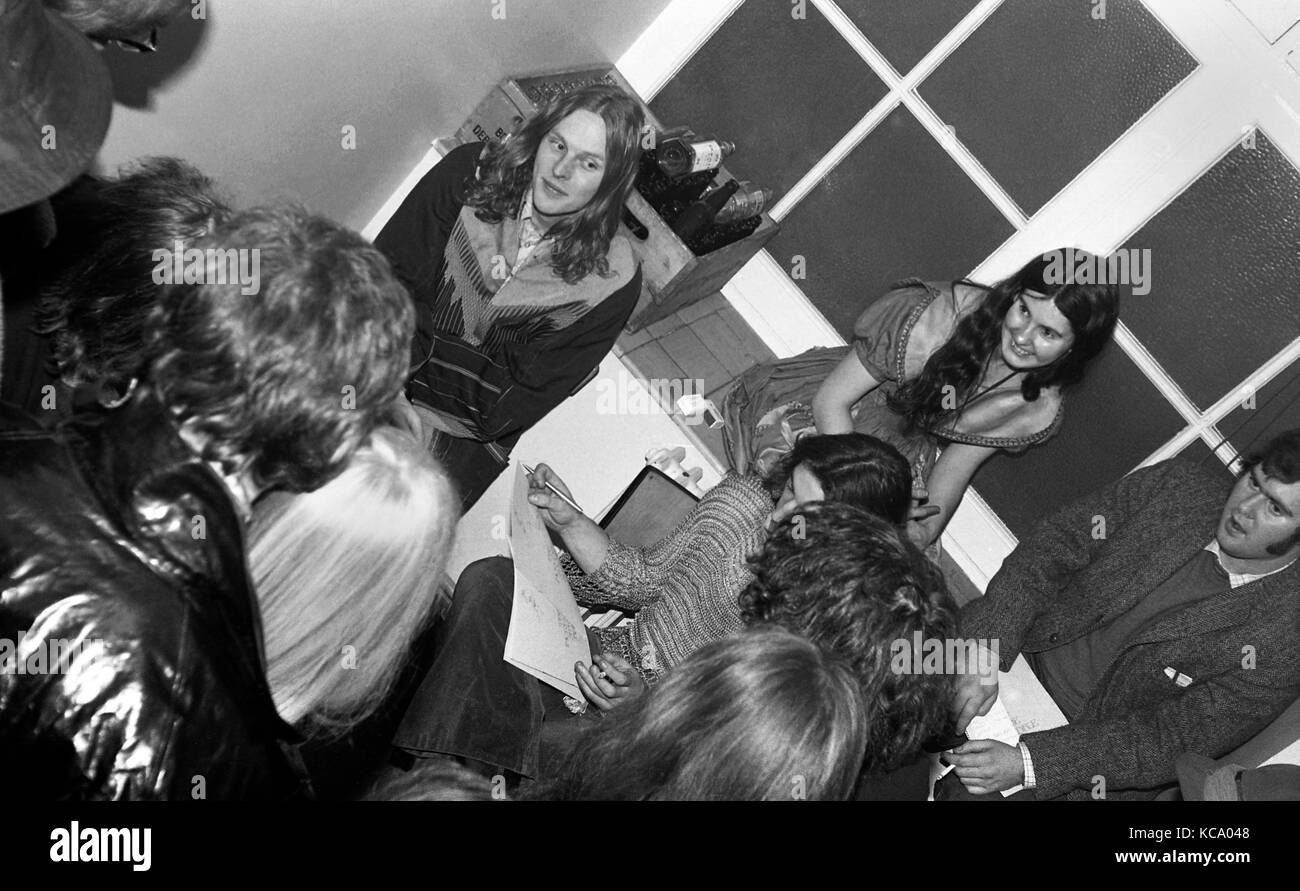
[936,654,1069,797]
[502,464,592,700]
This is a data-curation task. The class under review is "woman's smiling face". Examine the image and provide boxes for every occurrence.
[1000,290,1075,370]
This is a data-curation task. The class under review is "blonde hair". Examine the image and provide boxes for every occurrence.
[248,426,458,734]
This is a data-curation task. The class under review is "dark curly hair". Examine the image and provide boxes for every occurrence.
[143,204,414,493]
[765,432,912,524]
[462,84,644,284]
[739,502,957,774]
[1241,428,1300,555]
[886,250,1120,435]
[33,157,230,397]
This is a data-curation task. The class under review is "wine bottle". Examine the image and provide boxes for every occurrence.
[686,214,762,255]
[658,136,736,179]
[673,179,740,243]
[666,168,717,200]
[715,182,773,224]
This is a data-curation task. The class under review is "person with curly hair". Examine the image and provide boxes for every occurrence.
[388,433,938,795]
[2,157,230,420]
[739,501,957,782]
[723,251,1120,548]
[0,204,415,799]
[375,84,645,510]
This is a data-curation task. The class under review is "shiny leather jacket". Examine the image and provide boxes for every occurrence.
[0,391,308,800]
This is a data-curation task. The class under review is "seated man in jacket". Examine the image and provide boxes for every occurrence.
[949,430,1300,800]
[0,205,414,800]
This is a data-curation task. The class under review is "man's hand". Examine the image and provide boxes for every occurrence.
[951,644,998,733]
[574,653,645,711]
[944,739,1024,795]
[526,463,583,530]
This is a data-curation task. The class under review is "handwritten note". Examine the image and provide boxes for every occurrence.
[502,464,592,700]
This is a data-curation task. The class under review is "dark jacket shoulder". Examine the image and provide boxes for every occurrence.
[0,391,305,799]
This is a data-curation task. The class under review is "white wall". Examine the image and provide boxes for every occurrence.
[96,0,672,229]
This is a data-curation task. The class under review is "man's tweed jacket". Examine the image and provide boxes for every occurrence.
[960,459,1300,800]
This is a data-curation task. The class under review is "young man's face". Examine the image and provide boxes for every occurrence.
[530,109,607,224]
[1216,465,1300,563]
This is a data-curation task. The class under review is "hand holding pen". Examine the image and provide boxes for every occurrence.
[524,462,585,529]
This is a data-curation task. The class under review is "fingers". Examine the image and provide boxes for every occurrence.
[951,673,996,733]
[532,463,575,500]
[579,661,620,696]
[593,654,628,687]
[951,738,995,756]
[526,490,558,511]
[909,503,942,521]
[953,695,979,735]
[575,663,613,710]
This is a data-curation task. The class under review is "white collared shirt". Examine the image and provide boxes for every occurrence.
[1204,539,1297,589]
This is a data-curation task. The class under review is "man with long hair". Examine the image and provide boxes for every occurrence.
[0,205,414,799]
[950,430,1300,800]
[375,84,645,510]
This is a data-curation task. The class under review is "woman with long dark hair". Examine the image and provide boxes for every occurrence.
[375,84,646,510]
[724,251,1120,547]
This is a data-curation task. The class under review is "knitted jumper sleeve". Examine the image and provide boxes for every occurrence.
[566,473,774,678]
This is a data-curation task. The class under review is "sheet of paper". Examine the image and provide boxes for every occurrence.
[934,654,1069,797]
[502,464,592,700]
[996,653,1069,737]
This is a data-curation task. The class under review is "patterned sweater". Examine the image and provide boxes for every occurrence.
[374,142,641,449]
[564,472,774,684]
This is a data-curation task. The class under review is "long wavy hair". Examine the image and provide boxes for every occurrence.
[143,203,414,492]
[462,84,644,284]
[529,627,869,801]
[886,250,1120,435]
[33,157,230,397]
[765,432,912,524]
[248,425,458,736]
[739,502,957,774]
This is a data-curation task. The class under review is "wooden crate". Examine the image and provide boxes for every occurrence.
[454,65,779,331]
[621,176,778,330]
